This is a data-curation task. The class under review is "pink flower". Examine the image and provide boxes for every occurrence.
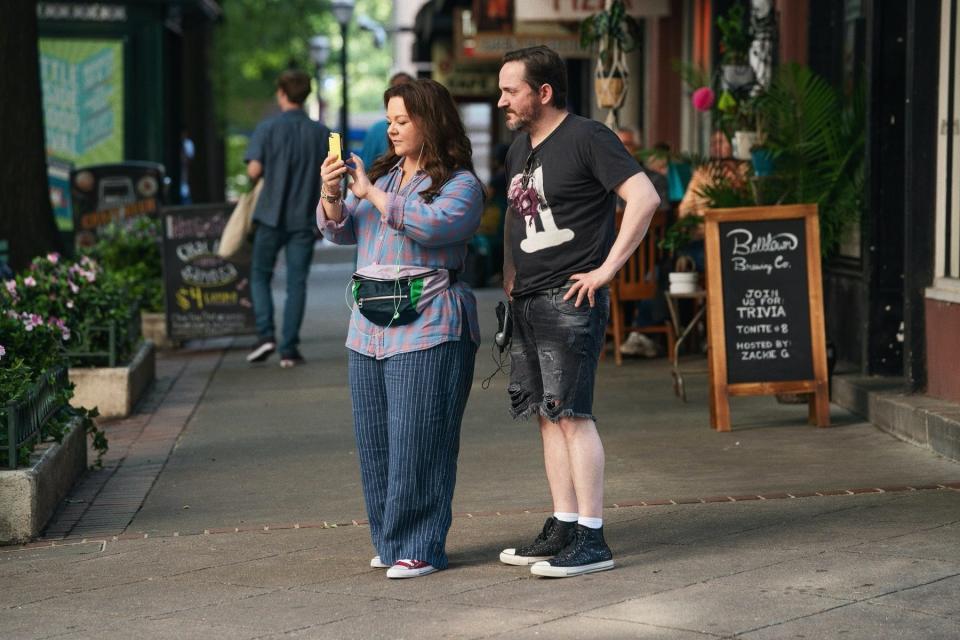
[24,276,37,287]
[0,345,5,361]
[48,317,70,341]
[692,87,715,112]
[68,280,79,294]
[47,252,60,264]
[23,313,43,331]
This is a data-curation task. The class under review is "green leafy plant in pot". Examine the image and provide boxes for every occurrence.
[717,3,754,90]
[580,0,641,110]
[659,214,705,293]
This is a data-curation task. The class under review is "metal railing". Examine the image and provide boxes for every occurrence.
[65,306,142,368]
[1,366,69,470]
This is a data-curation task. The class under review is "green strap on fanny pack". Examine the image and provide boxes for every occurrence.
[409,277,424,308]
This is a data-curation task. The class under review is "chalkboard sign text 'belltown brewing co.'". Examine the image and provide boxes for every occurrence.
[161,204,255,340]
[704,205,830,432]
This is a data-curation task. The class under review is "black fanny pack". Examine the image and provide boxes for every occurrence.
[351,266,457,327]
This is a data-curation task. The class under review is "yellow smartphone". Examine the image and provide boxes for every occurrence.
[328,132,342,161]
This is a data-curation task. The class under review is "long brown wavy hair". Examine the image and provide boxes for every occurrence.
[367,78,480,203]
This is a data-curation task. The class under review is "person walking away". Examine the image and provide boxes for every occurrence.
[495,45,661,577]
[245,70,330,367]
[317,78,484,579]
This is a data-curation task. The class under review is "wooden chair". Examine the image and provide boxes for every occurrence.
[606,209,676,366]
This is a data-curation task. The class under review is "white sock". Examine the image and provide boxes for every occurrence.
[554,512,578,523]
[578,516,603,529]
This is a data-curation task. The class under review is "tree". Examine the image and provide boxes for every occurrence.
[218,0,393,132]
[0,0,63,271]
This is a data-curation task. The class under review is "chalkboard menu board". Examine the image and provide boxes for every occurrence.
[705,205,829,431]
[161,204,255,340]
[719,217,813,384]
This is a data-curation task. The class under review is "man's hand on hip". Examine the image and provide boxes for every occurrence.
[564,266,616,308]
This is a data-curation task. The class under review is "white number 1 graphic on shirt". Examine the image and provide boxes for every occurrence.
[520,163,575,253]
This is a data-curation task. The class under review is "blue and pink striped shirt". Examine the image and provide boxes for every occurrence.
[317,160,483,359]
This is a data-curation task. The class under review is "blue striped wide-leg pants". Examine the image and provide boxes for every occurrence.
[347,337,476,570]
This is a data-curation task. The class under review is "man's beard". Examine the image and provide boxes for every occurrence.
[505,101,541,131]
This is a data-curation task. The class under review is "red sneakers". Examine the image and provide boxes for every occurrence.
[386,559,437,579]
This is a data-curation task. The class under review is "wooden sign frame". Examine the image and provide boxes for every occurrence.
[704,204,830,431]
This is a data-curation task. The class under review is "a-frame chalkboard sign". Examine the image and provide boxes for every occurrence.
[704,204,830,432]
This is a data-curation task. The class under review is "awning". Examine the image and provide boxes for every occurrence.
[515,0,670,23]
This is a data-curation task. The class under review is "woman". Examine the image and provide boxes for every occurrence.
[677,131,750,270]
[317,79,483,579]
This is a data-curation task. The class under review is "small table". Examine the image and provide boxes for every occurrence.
[664,289,707,401]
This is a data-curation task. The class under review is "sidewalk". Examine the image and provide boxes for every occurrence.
[2,257,958,639]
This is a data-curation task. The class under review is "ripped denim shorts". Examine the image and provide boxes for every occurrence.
[507,282,610,423]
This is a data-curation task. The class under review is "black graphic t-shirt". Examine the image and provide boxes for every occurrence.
[505,114,641,297]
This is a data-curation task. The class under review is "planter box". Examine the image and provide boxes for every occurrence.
[69,340,156,418]
[141,311,178,350]
[0,415,87,545]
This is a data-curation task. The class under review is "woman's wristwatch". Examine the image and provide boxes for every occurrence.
[320,187,342,204]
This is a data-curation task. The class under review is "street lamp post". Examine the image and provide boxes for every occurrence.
[331,0,355,141]
[308,35,330,123]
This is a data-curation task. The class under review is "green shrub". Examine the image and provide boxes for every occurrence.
[82,216,164,313]
[0,313,106,468]
[1,253,139,367]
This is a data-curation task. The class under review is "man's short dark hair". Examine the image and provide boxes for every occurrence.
[389,71,415,87]
[277,70,312,105]
[502,45,567,109]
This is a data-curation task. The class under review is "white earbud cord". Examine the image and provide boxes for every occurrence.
[346,151,425,340]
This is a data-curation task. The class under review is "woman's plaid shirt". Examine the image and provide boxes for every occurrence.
[317,161,483,359]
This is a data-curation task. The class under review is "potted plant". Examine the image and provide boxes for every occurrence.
[580,0,641,110]
[717,3,754,90]
[659,214,705,293]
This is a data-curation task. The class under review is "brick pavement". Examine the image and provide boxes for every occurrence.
[41,344,227,541]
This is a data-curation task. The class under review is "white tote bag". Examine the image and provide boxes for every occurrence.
[217,179,262,261]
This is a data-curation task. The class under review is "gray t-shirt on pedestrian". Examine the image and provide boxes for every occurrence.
[245,109,329,231]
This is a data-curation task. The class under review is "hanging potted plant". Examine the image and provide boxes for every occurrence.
[580,0,641,111]
[717,3,754,91]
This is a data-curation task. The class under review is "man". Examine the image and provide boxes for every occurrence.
[358,71,414,169]
[496,46,660,577]
[244,70,329,367]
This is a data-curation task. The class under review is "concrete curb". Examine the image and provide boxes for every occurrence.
[0,415,87,545]
[141,312,179,350]
[69,340,156,418]
[832,374,960,462]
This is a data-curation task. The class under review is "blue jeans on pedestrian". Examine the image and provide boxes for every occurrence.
[347,334,476,569]
[250,224,314,355]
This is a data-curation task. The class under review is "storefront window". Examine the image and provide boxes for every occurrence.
[932,0,959,293]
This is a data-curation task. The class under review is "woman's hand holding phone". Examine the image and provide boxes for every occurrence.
[320,155,346,199]
[346,154,370,199]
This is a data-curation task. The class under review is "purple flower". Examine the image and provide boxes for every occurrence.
[48,316,70,341]
[23,313,43,331]
[24,276,37,287]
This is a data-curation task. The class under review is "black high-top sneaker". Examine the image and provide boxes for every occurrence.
[530,524,614,577]
[499,517,577,566]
